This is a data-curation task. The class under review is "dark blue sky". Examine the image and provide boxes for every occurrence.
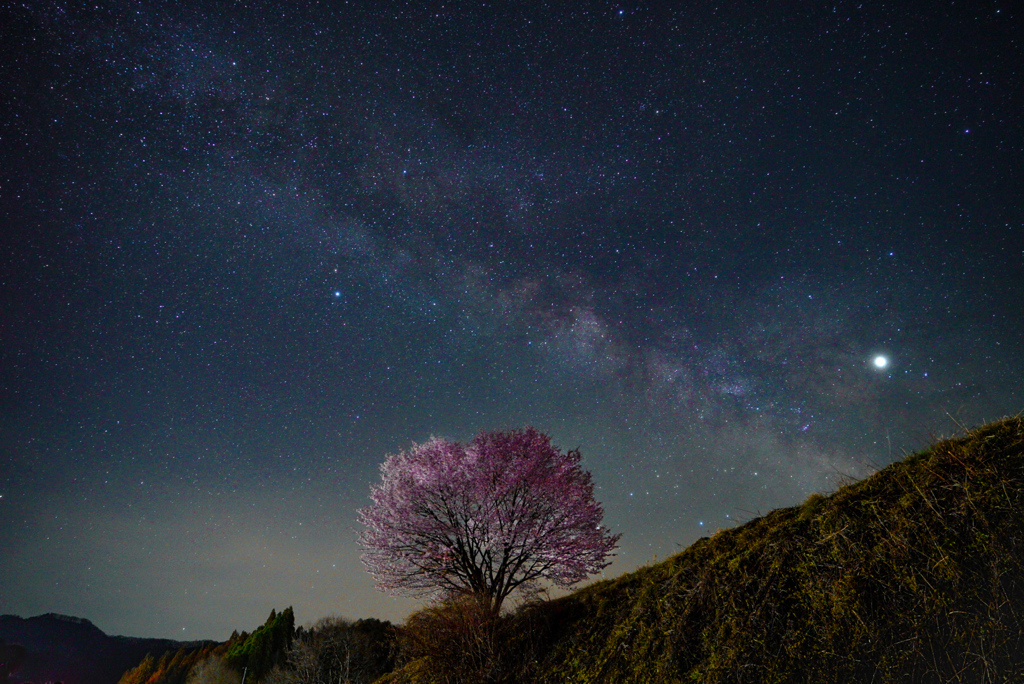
[1,0,1021,640]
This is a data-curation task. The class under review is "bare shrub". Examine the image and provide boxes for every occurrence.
[267,616,394,684]
[185,656,241,684]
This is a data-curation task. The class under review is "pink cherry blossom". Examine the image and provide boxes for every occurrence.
[358,427,620,616]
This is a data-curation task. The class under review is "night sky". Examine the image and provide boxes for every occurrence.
[2,1,1022,641]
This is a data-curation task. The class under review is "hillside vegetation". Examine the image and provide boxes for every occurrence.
[384,415,1024,683]
[114,609,395,684]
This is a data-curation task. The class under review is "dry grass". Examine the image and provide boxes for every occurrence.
[382,415,1024,683]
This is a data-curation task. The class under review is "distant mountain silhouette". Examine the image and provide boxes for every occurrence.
[0,613,212,684]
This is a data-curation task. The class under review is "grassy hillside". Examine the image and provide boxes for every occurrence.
[383,415,1024,683]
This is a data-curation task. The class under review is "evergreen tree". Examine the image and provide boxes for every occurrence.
[226,607,295,683]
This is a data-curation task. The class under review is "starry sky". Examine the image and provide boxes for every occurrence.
[1,1,1022,641]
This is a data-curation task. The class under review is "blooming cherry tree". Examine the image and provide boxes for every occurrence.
[358,427,620,616]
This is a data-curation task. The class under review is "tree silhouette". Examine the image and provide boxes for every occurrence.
[225,607,294,683]
[359,427,619,616]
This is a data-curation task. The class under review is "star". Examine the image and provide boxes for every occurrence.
[1,0,1018,642]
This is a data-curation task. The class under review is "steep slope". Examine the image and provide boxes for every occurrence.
[387,415,1024,683]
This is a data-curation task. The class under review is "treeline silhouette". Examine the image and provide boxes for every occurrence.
[118,608,395,684]
[115,415,1024,683]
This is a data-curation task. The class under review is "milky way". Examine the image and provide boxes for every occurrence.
[1,2,1021,639]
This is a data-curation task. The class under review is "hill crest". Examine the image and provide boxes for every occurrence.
[0,613,213,684]
[383,415,1024,683]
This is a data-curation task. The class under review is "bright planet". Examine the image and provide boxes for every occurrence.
[1,0,1021,644]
